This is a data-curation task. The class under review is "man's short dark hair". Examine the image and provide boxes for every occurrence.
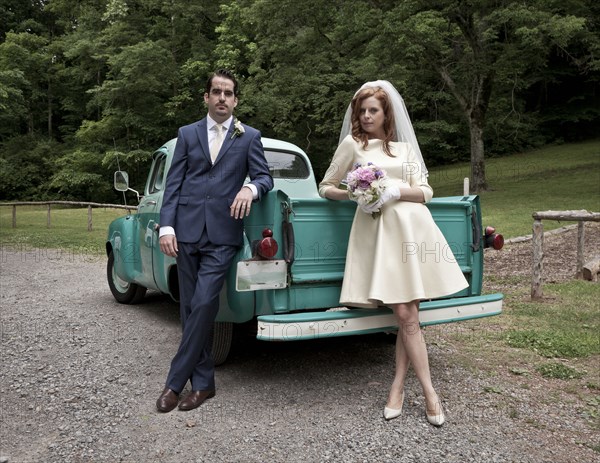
[205,69,239,97]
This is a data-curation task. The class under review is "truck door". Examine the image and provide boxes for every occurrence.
[136,151,168,291]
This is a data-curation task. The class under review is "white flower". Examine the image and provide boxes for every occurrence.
[231,118,245,139]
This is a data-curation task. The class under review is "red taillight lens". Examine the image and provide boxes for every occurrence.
[484,226,503,250]
[492,233,504,250]
[257,228,278,259]
[484,232,504,250]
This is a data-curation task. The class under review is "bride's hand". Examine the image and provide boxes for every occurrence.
[360,201,380,214]
[364,185,401,212]
[379,184,401,205]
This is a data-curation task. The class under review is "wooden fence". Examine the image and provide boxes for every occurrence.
[1,201,137,232]
[531,209,600,300]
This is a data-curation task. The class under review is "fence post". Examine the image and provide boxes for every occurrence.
[87,205,92,232]
[47,204,51,228]
[576,221,585,278]
[531,219,544,300]
[12,205,16,228]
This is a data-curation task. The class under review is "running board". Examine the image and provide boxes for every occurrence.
[256,293,503,341]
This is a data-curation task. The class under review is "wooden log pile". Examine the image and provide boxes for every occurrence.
[582,258,600,282]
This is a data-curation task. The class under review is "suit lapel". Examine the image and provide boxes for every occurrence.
[195,118,211,164]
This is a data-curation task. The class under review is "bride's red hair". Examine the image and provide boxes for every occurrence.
[350,87,396,157]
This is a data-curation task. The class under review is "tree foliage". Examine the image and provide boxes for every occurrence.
[0,0,597,200]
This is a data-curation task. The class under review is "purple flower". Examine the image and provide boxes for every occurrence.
[344,162,389,219]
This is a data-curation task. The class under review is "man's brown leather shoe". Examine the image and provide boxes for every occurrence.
[156,387,179,413]
[178,390,215,411]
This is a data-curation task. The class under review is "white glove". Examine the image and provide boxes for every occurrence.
[360,185,401,214]
[379,184,401,205]
[360,201,381,214]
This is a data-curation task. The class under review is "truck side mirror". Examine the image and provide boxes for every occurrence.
[114,171,129,192]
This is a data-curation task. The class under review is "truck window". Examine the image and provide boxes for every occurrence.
[148,154,167,194]
[265,150,309,179]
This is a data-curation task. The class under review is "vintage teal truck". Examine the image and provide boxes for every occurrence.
[107,137,504,364]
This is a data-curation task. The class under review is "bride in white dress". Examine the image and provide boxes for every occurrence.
[319,81,468,426]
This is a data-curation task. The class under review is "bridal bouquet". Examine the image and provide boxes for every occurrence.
[345,162,388,218]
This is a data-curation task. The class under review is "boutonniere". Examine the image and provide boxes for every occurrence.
[231,118,245,139]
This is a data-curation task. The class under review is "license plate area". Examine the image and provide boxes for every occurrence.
[236,259,287,291]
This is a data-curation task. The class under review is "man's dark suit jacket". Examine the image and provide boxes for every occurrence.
[160,118,273,245]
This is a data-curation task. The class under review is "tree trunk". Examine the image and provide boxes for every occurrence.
[437,64,492,193]
[468,112,487,192]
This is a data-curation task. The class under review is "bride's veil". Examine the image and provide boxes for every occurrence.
[338,80,428,177]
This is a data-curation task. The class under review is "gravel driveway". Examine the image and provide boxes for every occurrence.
[0,244,597,463]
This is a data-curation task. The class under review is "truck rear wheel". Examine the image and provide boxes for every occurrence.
[210,321,233,366]
[107,251,147,304]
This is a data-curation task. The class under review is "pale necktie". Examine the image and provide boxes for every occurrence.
[210,124,224,163]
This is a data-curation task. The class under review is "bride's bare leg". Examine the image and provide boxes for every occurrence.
[386,326,410,409]
[390,301,441,414]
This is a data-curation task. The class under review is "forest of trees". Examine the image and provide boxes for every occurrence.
[1,0,598,201]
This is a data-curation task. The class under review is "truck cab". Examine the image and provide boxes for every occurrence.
[107,137,503,364]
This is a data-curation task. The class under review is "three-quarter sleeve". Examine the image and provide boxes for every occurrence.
[318,135,356,198]
[406,144,433,203]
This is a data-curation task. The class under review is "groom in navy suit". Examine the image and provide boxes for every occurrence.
[156,69,273,412]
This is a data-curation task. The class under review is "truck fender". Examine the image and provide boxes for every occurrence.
[106,215,142,284]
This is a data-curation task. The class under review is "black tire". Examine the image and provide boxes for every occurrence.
[107,251,146,304]
[210,321,233,366]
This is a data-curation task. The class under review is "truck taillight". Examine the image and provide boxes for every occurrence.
[484,226,504,250]
[256,228,278,259]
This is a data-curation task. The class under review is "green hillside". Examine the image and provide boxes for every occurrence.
[430,140,600,238]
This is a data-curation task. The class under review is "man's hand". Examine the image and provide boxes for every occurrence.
[160,234,178,257]
[230,186,254,219]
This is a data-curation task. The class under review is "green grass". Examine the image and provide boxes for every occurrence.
[449,276,599,424]
[504,280,599,358]
[535,363,583,380]
[0,205,129,255]
[506,328,596,358]
[429,139,600,238]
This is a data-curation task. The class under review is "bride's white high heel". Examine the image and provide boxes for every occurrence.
[426,400,445,426]
[383,391,404,421]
